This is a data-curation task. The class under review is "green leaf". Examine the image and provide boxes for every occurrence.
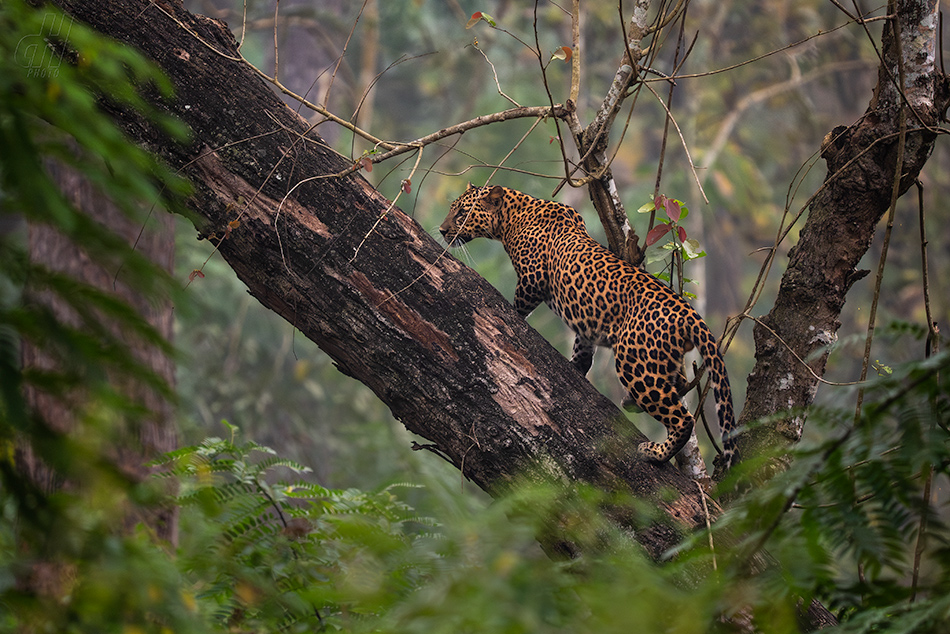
[682,238,706,261]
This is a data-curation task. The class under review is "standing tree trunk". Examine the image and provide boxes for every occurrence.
[18,160,179,542]
[735,0,949,467]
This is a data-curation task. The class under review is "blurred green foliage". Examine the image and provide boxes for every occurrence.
[6,354,950,632]
[0,0,195,631]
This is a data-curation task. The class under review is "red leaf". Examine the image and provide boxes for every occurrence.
[468,11,483,25]
[646,224,670,246]
[189,269,205,281]
[401,179,412,194]
[667,199,681,222]
[359,157,373,172]
[677,225,687,242]
[466,11,496,28]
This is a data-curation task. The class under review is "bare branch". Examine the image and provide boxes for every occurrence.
[702,59,873,174]
[641,79,708,204]
[359,105,572,170]
[569,0,581,105]
[472,41,522,107]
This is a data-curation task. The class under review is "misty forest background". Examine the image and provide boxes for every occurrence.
[3,0,950,632]
[179,0,948,495]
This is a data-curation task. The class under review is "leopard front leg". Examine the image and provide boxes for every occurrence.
[513,279,546,318]
[570,336,595,375]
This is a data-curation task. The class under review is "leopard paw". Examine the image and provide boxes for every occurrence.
[636,441,666,463]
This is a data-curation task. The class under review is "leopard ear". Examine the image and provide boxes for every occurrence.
[485,185,506,210]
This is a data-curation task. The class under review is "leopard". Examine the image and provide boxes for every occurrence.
[439,184,737,468]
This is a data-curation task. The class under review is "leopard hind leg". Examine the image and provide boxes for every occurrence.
[614,344,694,463]
[635,395,695,463]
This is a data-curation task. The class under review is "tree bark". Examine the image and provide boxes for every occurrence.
[18,159,179,543]
[735,0,949,466]
[50,0,720,562]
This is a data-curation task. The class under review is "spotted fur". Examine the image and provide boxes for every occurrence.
[440,184,737,467]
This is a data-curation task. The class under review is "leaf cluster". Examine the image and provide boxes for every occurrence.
[157,421,438,632]
[704,351,950,632]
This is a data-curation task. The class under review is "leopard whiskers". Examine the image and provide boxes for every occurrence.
[427,225,475,265]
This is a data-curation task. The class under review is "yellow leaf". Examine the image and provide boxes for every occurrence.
[712,169,734,199]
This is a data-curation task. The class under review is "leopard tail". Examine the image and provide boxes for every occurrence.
[691,320,738,470]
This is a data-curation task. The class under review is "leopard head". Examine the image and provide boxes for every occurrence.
[439,184,506,246]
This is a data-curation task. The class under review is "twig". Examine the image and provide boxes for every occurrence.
[356,106,568,170]
[272,0,279,78]
[238,0,247,49]
[853,1,908,423]
[641,79,708,204]
[487,117,544,184]
[570,0,581,104]
[667,19,855,81]
[742,315,865,387]
[472,40,521,107]
[910,179,939,603]
[696,480,717,571]
[349,146,425,262]
[652,7,689,201]
[256,62,570,173]
[323,0,371,110]
[532,0,582,189]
